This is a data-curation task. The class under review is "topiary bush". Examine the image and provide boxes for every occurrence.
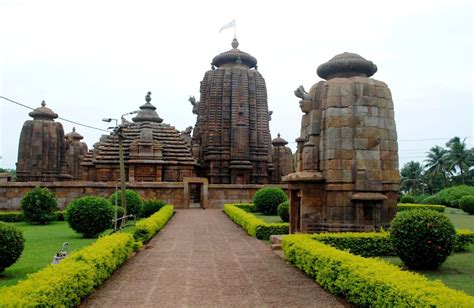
[422,195,442,205]
[399,194,415,204]
[459,195,474,215]
[140,199,166,218]
[0,222,25,273]
[21,187,58,224]
[252,187,288,215]
[108,190,143,217]
[390,209,456,270]
[277,201,289,222]
[65,196,114,238]
[435,185,474,208]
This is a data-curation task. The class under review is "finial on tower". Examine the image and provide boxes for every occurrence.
[41,100,46,107]
[231,38,239,49]
[145,91,152,103]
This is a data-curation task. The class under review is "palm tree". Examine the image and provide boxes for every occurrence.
[446,137,473,184]
[400,161,425,195]
[424,145,450,188]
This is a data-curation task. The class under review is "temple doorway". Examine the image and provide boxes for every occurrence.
[183,177,209,209]
[189,183,202,208]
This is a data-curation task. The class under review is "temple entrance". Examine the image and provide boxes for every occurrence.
[183,177,209,209]
[290,190,301,233]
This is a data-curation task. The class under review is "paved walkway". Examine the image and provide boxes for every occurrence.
[83,209,345,307]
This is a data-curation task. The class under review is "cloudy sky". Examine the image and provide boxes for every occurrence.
[0,0,472,169]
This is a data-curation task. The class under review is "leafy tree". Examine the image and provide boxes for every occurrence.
[424,146,450,189]
[400,161,425,195]
[446,137,473,185]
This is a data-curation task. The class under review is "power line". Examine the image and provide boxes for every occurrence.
[0,96,109,133]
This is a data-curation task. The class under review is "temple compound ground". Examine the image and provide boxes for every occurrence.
[83,209,345,307]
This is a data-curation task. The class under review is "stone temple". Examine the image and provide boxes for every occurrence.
[191,38,282,184]
[81,93,197,182]
[284,52,400,232]
[17,101,72,182]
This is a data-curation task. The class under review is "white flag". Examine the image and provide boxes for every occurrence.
[219,19,236,33]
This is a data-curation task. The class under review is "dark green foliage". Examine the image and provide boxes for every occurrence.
[66,196,114,238]
[255,224,288,240]
[108,190,143,217]
[435,185,474,208]
[277,201,289,222]
[390,209,456,270]
[140,199,166,218]
[0,222,25,272]
[234,203,256,213]
[252,187,288,215]
[0,211,64,223]
[311,233,395,257]
[399,194,415,204]
[422,195,443,205]
[21,187,58,224]
[459,195,474,215]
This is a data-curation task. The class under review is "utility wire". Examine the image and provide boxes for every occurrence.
[0,96,109,133]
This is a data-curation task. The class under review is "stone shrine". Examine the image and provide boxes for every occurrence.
[284,53,400,232]
[65,127,88,180]
[81,93,197,182]
[16,101,72,182]
[191,38,274,184]
[271,134,294,184]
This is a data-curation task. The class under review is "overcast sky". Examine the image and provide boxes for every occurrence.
[0,0,472,170]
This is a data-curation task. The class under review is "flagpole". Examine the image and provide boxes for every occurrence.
[234,18,237,39]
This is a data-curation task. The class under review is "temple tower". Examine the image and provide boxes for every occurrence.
[284,53,400,232]
[271,134,294,183]
[16,101,71,181]
[65,127,88,180]
[192,38,273,184]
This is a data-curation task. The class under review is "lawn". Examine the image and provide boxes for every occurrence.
[382,209,474,296]
[253,213,285,224]
[0,221,97,287]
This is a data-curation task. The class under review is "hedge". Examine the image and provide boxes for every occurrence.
[0,232,135,306]
[223,204,288,240]
[282,235,474,307]
[0,211,64,223]
[310,230,473,255]
[133,204,174,243]
[0,205,175,306]
[397,203,446,213]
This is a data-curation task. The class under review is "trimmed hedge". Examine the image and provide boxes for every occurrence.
[283,235,474,307]
[0,211,64,222]
[397,203,446,213]
[223,204,288,240]
[455,229,474,251]
[233,203,256,213]
[399,194,415,204]
[133,205,174,243]
[435,185,474,208]
[0,232,135,307]
[460,195,474,214]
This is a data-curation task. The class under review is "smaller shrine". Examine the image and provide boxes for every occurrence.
[271,134,294,183]
[65,127,88,180]
[81,92,197,182]
[16,101,71,182]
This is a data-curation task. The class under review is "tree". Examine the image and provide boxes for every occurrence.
[400,161,425,195]
[446,137,473,185]
[424,145,450,189]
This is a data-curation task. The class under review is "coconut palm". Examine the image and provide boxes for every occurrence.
[400,161,425,195]
[446,137,473,185]
[424,145,450,188]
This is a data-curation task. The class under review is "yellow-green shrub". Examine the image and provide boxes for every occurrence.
[282,235,474,307]
[133,204,174,243]
[397,203,446,212]
[0,232,135,307]
[223,204,288,240]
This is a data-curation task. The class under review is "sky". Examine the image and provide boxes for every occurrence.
[0,0,472,170]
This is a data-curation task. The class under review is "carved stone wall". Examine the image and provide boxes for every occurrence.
[285,53,400,232]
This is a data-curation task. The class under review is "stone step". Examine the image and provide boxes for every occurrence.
[270,235,284,251]
[270,243,282,251]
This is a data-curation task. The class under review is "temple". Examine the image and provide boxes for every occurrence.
[16,101,72,182]
[190,38,276,184]
[65,127,88,180]
[81,92,197,182]
[284,52,400,232]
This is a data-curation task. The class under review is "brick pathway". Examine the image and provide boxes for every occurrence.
[83,209,345,307]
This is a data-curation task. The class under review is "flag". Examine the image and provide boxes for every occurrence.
[219,19,235,33]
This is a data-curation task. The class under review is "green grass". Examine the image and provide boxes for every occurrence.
[382,210,474,296]
[0,221,97,287]
[253,213,284,224]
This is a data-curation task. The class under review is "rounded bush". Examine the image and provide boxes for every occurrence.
[140,199,166,218]
[108,190,143,217]
[399,194,415,204]
[0,222,25,272]
[253,187,288,215]
[459,195,474,215]
[21,187,58,224]
[422,195,442,205]
[277,201,289,222]
[66,196,114,238]
[390,209,456,270]
[435,185,474,208]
